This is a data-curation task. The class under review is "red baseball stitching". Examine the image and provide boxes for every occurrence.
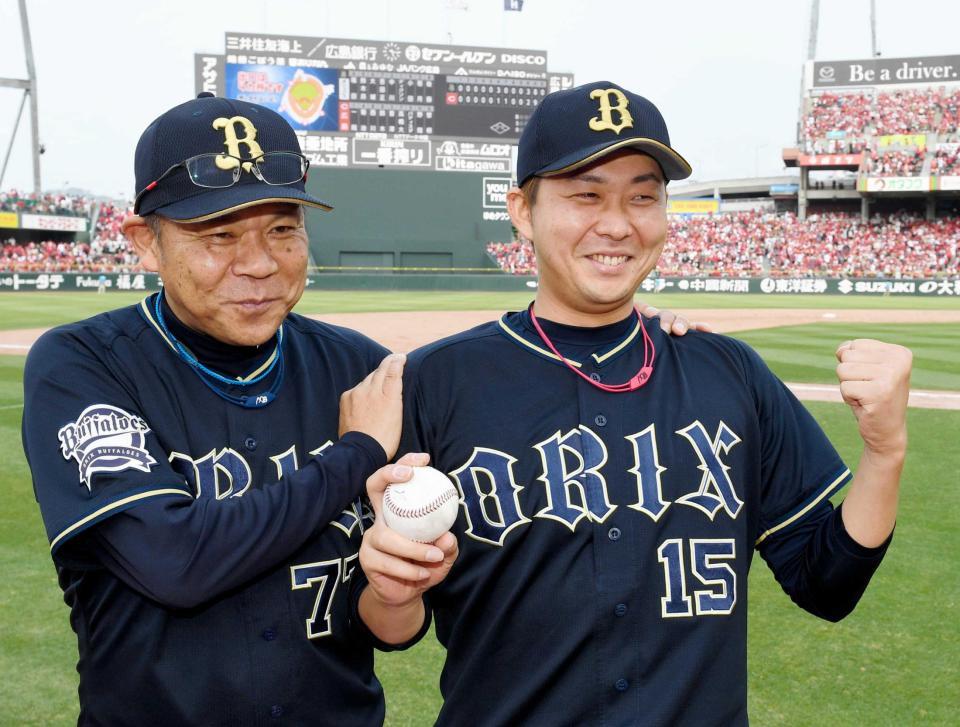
[384,486,457,519]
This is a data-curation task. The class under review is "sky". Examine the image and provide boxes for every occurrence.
[1,0,959,199]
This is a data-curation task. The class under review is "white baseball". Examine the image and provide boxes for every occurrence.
[381,466,459,543]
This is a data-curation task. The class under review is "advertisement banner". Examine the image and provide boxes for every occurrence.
[1,273,957,297]
[813,55,960,88]
[352,138,432,167]
[798,153,862,167]
[0,272,155,292]
[939,176,960,191]
[859,176,930,193]
[194,54,224,97]
[769,184,799,196]
[878,134,926,149]
[225,64,340,131]
[0,212,18,228]
[19,214,87,232]
[636,276,960,297]
[667,199,719,215]
[482,177,510,209]
[225,32,547,76]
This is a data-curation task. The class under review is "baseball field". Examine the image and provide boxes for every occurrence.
[1,290,958,725]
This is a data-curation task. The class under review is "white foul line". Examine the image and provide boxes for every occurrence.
[786,383,960,409]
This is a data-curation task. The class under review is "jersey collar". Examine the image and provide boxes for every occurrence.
[497,308,644,369]
[137,294,280,383]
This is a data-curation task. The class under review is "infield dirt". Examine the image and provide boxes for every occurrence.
[2,307,958,409]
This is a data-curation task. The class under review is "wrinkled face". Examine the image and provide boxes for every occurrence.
[134,203,309,346]
[508,151,668,326]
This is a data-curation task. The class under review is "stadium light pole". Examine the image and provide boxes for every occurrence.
[0,0,41,193]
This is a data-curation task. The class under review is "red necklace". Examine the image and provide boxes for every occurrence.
[527,304,655,393]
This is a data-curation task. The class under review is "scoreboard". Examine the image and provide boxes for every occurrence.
[195,32,574,175]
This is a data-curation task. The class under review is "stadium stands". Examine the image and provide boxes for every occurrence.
[486,210,959,279]
[869,149,926,176]
[0,189,91,216]
[0,192,137,272]
[801,85,960,175]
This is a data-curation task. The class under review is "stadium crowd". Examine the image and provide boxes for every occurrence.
[0,196,137,272]
[0,189,92,217]
[487,210,960,279]
[802,86,960,157]
[933,144,960,175]
[869,149,926,176]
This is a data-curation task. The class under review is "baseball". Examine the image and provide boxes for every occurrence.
[381,466,459,543]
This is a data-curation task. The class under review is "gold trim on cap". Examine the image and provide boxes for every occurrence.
[541,137,693,180]
[167,197,333,223]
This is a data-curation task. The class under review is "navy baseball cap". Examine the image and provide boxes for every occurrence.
[133,93,331,222]
[516,80,692,187]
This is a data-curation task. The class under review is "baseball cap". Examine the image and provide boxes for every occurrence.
[516,80,692,187]
[133,93,331,222]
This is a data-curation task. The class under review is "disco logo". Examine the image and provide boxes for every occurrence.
[280,69,336,126]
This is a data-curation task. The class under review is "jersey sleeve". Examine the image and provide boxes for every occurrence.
[397,353,434,459]
[86,432,386,609]
[734,341,852,548]
[22,327,193,556]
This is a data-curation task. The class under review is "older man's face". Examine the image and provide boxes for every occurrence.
[138,203,308,346]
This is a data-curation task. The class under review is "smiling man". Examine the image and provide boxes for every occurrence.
[356,81,913,725]
[20,94,448,725]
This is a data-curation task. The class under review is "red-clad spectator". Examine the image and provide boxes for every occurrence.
[870,149,926,176]
[0,189,92,216]
[487,211,960,280]
[933,145,960,175]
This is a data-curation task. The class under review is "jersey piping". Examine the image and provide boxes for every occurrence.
[755,466,851,546]
[496,313,642,368]
[50,486,191,552]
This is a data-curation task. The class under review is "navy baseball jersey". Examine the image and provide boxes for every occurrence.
[23,294,391,725]
[397,309,887,726]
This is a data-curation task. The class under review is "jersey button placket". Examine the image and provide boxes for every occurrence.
[270,704,284,718]
[244,437,258,451]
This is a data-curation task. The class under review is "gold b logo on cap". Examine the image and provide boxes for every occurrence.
[588,88,634,135]
[212,116,264,172]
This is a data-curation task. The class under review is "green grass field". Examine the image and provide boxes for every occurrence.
[1,291,957,725]
[2,289,960,330]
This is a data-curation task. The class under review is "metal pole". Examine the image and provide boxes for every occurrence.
[0,91,27,189]
[19,0,42,193]
[0,91,28,189]
[870,0,879,56]
[807,0,819,61]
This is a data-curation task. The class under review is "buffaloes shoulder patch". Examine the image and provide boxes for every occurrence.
[58,405,158,490]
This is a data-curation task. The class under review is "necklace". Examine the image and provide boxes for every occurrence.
[528,303,654,393]
[153,291,285,408]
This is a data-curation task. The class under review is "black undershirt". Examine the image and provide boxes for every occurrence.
[159,293,275,379]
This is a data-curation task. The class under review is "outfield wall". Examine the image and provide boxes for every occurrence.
[304,168,512,270]
[2,271,959,297]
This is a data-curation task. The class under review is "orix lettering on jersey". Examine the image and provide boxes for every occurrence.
[165,438,370,538]
[448,419,743,548]
[57,405,370,544]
